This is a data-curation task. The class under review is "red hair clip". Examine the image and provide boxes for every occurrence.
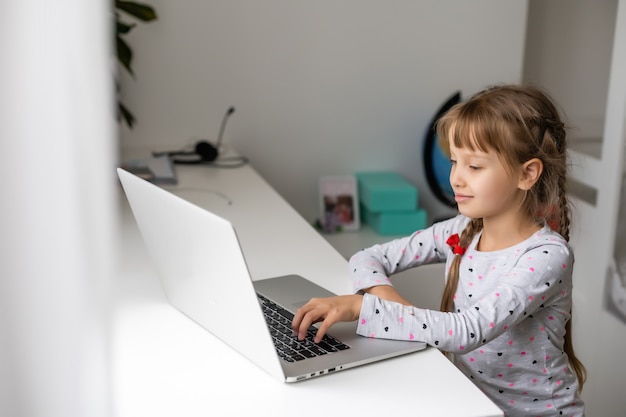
[446,233,467,256]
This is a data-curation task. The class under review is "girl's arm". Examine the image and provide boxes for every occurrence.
[350,215,468,294]
[363,285,413,306]
[357,239,574,352]
[293,216,468,344]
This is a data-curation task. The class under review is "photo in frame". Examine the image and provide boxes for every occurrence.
[318,175,360,232]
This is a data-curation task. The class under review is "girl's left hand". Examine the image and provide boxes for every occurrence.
[291,294,363,343]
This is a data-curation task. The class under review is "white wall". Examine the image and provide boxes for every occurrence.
[119,0,528,223]
[524,0,617,140]
[0,1,115,416]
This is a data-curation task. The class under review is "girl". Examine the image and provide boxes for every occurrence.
[292,85,586,416]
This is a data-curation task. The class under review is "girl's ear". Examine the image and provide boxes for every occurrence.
[518,158,543,190]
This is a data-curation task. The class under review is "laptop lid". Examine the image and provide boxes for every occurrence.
[117,167,285,381]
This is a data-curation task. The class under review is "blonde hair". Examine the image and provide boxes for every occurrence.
[435,84,586,390]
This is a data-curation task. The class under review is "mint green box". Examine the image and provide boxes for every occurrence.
[355,171,418,212]
[361,204,428,235]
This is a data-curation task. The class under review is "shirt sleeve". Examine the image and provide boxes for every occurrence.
[355,231,574,354]
[349,215,470,293]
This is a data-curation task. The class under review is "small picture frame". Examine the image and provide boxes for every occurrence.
[319,175,360,232]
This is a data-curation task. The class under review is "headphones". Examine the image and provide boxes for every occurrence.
[153,140,248,168]
[152,106,247,167]
[159,141,220,164]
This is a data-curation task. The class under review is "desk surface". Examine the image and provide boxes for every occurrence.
[113,160,503,417]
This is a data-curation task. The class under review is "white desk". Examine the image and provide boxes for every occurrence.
[113,161,503,417]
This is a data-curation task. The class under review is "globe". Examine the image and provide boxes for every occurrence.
[423,91,461,208]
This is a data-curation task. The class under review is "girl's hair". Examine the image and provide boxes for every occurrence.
[435,84,586,390]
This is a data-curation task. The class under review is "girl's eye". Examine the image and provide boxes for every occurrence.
[449,159,457,165]
[469,165,481,171]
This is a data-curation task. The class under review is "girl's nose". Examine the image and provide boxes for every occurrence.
[449,166,462,188]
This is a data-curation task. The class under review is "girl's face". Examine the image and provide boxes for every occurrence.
[448,140,524,222]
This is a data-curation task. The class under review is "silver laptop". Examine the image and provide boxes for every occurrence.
[117,168,426,382]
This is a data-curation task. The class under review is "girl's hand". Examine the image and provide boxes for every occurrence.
[291,294,363,343]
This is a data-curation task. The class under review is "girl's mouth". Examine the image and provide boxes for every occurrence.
[454,194,472,203]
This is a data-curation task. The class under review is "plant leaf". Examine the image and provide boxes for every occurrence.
[118,101,136,128]
[116,20,135,35]
[115,1,158,22]
[116,35,134,76]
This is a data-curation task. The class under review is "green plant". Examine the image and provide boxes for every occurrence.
[115,0,157,128]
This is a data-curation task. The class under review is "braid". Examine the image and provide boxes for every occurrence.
[533,116,572,241]
[556,174,571,241]
[550,120,571,241]
[547,121,585,390]
[440,219,483,312]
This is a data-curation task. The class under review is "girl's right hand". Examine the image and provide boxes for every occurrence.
[291,294,363,343]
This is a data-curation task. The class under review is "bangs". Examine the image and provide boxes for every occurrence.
[436,100,512,158]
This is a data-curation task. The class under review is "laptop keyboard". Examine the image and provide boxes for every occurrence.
[257,293,350,362]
